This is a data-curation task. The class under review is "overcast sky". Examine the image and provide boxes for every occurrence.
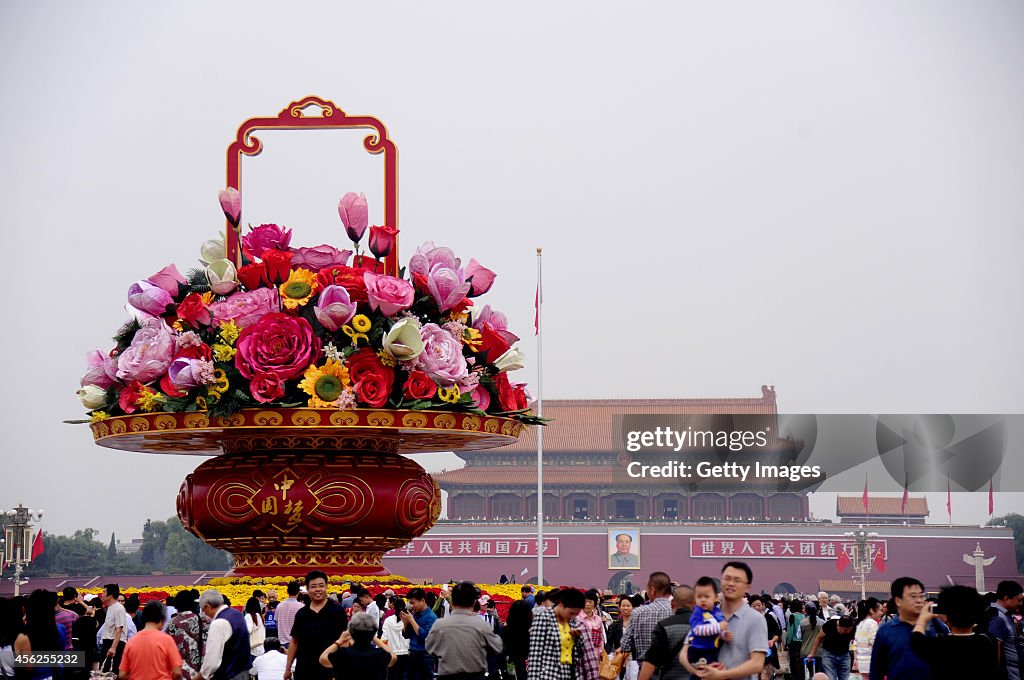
[1,1,1022,543]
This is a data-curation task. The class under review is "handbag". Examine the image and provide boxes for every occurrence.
[91,656,117,680]
[777,651,790,674]
[599,650,628,680]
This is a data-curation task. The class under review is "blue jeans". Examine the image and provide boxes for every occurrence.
[820,649,851,680]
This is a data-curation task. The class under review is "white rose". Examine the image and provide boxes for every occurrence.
[383,317,425,361]
[493,346,526,373]
[206,259,239,295]
[77,385,108,410]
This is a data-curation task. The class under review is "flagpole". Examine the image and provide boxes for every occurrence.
[535,247,544,588]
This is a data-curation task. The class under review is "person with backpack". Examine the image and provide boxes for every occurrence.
[786,600,807,680]
[637,586,693,680]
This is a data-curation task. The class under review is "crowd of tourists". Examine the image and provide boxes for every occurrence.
[0,565,1020,680]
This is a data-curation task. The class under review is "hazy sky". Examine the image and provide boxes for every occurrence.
[1,2,1022,542]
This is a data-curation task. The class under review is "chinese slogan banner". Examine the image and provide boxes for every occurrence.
[689,537,887,560]
[386,537,560,559]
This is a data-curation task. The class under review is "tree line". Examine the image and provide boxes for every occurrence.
[18,517,231,576]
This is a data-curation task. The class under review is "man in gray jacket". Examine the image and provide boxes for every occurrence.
[425,582,503,680]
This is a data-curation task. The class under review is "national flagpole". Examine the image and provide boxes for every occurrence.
[535,247,544,587]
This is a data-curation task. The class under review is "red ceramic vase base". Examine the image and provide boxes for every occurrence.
[177,446,442,578]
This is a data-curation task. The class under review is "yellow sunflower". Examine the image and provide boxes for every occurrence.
[279,269,319,310]
[298,360,352,408]
[438,385,461,403]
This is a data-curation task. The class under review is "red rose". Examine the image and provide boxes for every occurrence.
[235,312,321,380]
[351,254,384,272]
[494,372,528,412]
[238,263,266,291]
[368,225,399,259]
[119,380,145,414]
[477,323,511,364]
[354,371,391,408]
[174,344,212,361]
[249,370,286,403]
[403,370,438,400]
[176,293,212,327]
[317,265,368,303]
[262,249,293,284]
[346,347,395,407]
[412,273,430,295]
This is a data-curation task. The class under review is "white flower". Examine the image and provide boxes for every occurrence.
[323,342,344,363]
[493,346,526,373]
[383,318,425,361]
[206,259,239,295]
[200,237,226,265]
[77,385,108,410]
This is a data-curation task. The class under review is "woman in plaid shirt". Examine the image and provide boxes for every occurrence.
[528,589,600,680]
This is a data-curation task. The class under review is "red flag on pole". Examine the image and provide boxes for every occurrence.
[862,474,869,516]
[901,473,909,514]
[30,528,44,561]
[873,547,887,573]
[988,479,994,516]
[533,286,539,335]
[836,548,851,572]
[946,478,952,521]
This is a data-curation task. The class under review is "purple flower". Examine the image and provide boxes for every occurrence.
[291,244,352,272]
[427,266,472,312]
[408,241,461,278]
[415,323,468,386]
[313,285,358,332]
[338,192,369,243]
[242,223,292,257]
[81,349,115,389]
[127,280,174,316]
[218,187,241,226]
[472,304,509,332]
[169,357,216,388]
[208,288,280,329]
[115,318,175,384]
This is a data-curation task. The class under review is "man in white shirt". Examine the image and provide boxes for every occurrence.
[196,589,252,680]
[100,584,128,673]
[273,582,303,648]
[250,638,293,680]
[355,588,380,623]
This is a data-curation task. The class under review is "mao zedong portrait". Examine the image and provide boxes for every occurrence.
[609,531,639,568]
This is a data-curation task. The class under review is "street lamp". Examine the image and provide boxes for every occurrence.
[843,528,879,601]
[3,502,44,597]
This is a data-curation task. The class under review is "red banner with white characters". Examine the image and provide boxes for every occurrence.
[689,537,887,560]
[386,537,560,558]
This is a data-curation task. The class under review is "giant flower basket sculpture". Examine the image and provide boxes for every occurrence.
[77,98,538,575]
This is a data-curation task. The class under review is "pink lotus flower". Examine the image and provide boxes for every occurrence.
[338,192,369,243]
[148,264,187,297]
[408,241,461,278]
[364,272,415,317]
[218,187,241,226]
[313,285,358,332]
[168,357,216,388]
[368,225,399,259]
[472,304,509,332]
[415,323,468,386]
[115,318,175,384]
[465,259,496,297]
[208,288,280,329]
[127,280,174,316]
[427,266,471,312]
[81,349,115,389]
[291,244,351,272]
[242,223,292,257]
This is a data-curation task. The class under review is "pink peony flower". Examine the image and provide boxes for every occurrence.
[465,259,496,297]
[208,288,280,329]
[313,285,358,332]
[427,266,471,312]
[218,187,241,226]
[176,332,203,349]
[338,192,369,242]
[415,323,468,386]
[290,244,352,272]
[81,349,115,389]
[363,272,415,317]
[127,280,174,316]
[148,264,187,297]
[242,223,292,257]
[408,241,461,278]
[234,312,321,380]
[115,318,175,384]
